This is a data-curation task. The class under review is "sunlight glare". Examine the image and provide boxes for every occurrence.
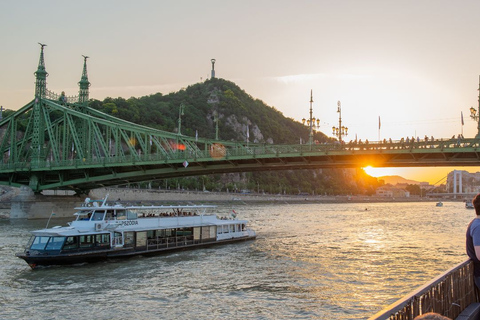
[362,166,393,178]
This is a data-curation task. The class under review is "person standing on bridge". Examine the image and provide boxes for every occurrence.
[466,193,480,288]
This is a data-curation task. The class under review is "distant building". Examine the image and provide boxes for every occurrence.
[446,170,480,194]
[376,186,410,198]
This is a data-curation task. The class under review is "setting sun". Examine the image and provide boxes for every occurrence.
[363,166,386,177]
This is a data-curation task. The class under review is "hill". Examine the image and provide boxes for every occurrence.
[87,78,381,195]
[378,175,425,185]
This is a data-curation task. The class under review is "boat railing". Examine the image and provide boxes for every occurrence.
[368,259,478,320]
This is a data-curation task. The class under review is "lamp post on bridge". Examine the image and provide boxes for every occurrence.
[178,103,185,135]
[332,101,348,143]
[301,90,320,147]
[213,110,219,140]
[470,76,480,138]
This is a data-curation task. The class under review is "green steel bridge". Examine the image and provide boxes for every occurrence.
[1,45,480,194]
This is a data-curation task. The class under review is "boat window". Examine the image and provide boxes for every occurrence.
[116,210,127,220]
[92,211,105,221]
[105,210,115,220]
[113,232,122,246]
[193,227,201,240]
[79,235,94,248]
[202,226,215,240]
[124,232,134,246]
[30,236,50,250]
[147,230,155,240]
[63,236,79,250]
[176,228,192,236]
[95,234,110,247]
[210,226,216,238]
[126,210,137,220]
[46,237,66,250]
[76,210,93,221]
[136,232,147,247]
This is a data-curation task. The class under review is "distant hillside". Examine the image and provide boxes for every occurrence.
[378,175,425,185]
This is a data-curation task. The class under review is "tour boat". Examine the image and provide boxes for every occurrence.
[16,197,256,269]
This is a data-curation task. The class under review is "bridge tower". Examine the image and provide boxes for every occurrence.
[30,43,49,189]
[453,170,463,197]
[78,55,90,105]
[34,43,48,99]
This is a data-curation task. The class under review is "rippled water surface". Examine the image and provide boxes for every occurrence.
[0,202,473,319]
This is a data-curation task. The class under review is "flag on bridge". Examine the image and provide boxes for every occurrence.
[461,111,464,126]
[378,116,381,130]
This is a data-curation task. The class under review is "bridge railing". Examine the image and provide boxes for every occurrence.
[2,137,480,171]
[368,259,477,320]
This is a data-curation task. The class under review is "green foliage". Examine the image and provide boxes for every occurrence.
[405,184,421,196]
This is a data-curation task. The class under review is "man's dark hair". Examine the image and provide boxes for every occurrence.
[473,194,480,215]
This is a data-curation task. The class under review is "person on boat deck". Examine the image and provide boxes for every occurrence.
[466,193,480,289]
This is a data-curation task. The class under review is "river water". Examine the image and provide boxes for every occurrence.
[0,201,473,319]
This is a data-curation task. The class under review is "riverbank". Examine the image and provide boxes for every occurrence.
[0,186,461,219]
[89,187,448,205]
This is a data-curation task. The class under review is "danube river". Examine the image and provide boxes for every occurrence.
[0,201,473,319]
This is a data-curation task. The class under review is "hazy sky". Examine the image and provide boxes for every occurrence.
[1,0,480,184]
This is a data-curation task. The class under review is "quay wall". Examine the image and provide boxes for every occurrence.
[9,186,85,219]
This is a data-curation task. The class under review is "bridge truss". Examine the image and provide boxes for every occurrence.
[1,45,480,193]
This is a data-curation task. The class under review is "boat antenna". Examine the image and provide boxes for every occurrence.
[101,194,109,207]
[45,211,55,229]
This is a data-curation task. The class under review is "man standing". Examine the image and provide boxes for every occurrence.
[466,193,480,288]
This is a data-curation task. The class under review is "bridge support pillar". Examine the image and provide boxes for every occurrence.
[453,170,463,199]
[10,186,85,219]
[454,170,457,198]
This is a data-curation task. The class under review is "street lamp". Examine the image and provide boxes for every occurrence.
[301,90,320,146]
[471,76,480,138]
[332,101,348,143]
[178,103,185,135]
[213,110,219,140]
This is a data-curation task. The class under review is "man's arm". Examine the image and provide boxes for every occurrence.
[474,245,480,260]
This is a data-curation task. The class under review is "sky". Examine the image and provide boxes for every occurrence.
[1,0,480,184]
